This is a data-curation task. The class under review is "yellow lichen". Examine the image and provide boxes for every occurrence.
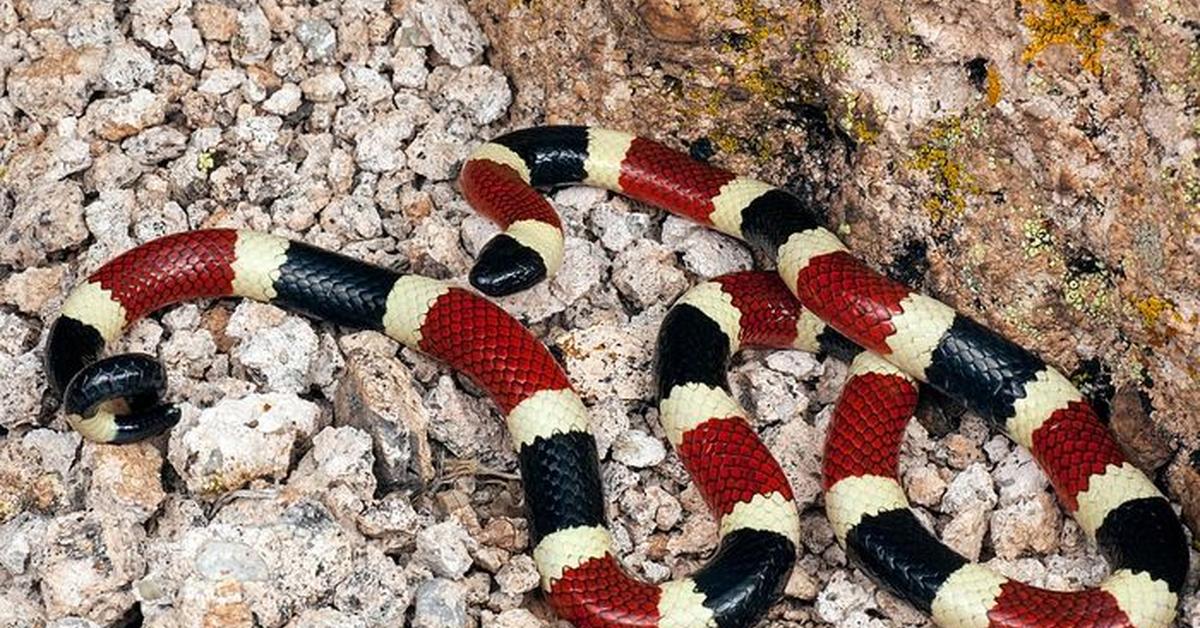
[1132,295,1177,330]
[742,66,786,102]
[985,65,1003,106]
[729,0,777,52]
[1021,0,1115,76]
[908,117,978,222]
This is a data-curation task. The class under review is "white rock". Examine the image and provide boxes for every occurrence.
[415,520,475,579]
[1,265,64,316]
[123,125,189,163]
[437,65,511,125]
[941,462,997,514]
[404,113,472,181]
[355,111,417,173]
[494,554,539,595]
[591,201,651,252]
[232,115,284,152]
[661,216,754,278]
[231,5,271,64]
[0,181,86,269]
[390,46,429,89]
[289,426,377,521]
[335,338,434,487]
[169,13,206,70]
[486,609,547,628]
[197,67,244,95]
[423,375,509,466]
[0,514,47,577]
[412,579,467,628]
[816,571,877,624]
[904,464,947,507]
[408,0,487,68]
[35,513,145,625]
[301,72,347,102]
[167,394,322,495]
[287,608,368,628]
[612,241,689,308]
[343,65,392,106]
[141,497,365,627]
[227,302,322,394]
[262,83,302,115]
[100,41,157,93]
[80,88,166,141]
[296,18,337,61]
[992,447,1049,506]
[942,505,989,560]
[612,429,666,468]
[990,492,1062,559]
[557,322,654,402]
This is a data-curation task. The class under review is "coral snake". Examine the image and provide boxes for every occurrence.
[46,126,1187,627]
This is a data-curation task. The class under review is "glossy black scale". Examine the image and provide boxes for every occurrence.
[106,405,182,443]
[738,189,822,257]
[272,241,398,330]
[470,234,546,297]
[493,126,590,188]
[923,314,1046,427]
[517,430,605,544]
[45,316,106,395]
[63,353,167,417]
[845,508,968,612]
[691,529,796,627]
[655,303,732,400]
[1095,496,1189,593]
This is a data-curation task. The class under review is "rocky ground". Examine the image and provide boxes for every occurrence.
[0,0,1198,626]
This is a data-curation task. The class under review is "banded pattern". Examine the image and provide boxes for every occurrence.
[46,232,803,627]
[824,352,1184,628]
[459,128,1189,626]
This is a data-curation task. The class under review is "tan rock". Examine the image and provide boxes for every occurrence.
[0,264,65,315]
[84,441,166,524]
[192,2,239,42]
[637,0,711,43]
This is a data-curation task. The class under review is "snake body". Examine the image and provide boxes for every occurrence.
[43,125,1189,627]
[45,230,804,626]
[459,127,1189,627]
